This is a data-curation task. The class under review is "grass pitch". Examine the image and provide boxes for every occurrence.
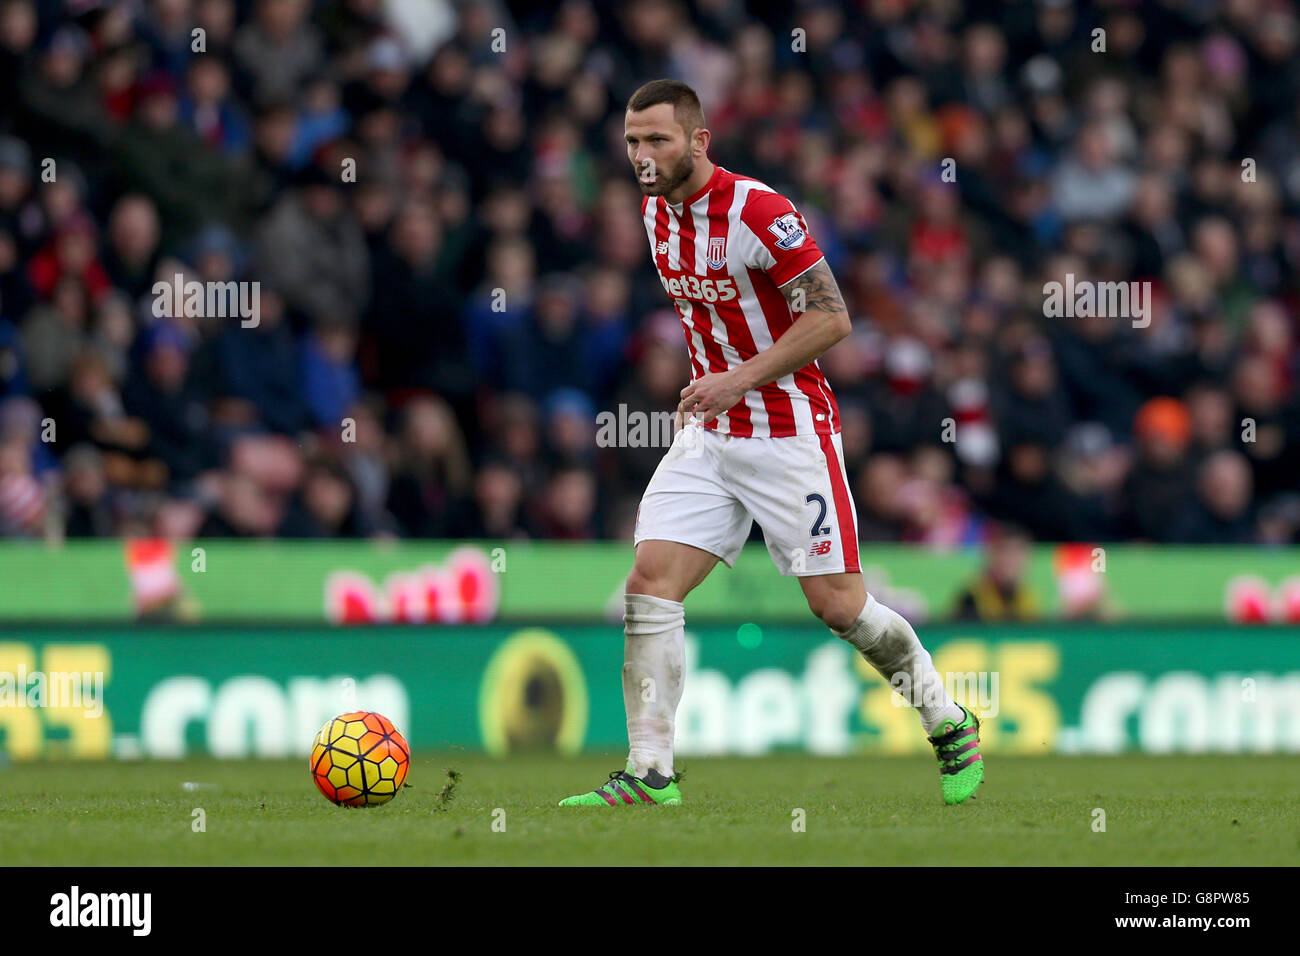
[1,753,1295,865]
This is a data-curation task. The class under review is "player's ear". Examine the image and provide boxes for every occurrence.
[692,127,710,157]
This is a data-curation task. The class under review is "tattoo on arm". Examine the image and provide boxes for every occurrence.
[780,260,847,316]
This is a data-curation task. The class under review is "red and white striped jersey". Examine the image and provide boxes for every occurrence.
[640,164,841,438]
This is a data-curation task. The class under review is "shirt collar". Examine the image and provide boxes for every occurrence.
[670,164,723,211]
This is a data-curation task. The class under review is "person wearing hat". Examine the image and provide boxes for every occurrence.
[1120,396,1195,541]
[121,318,210,488]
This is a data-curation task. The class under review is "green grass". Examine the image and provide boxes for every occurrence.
[1,753,1296,865]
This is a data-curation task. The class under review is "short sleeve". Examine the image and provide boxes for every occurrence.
[739,191,825,286]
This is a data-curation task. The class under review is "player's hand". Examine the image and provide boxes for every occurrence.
[679,371,748,425]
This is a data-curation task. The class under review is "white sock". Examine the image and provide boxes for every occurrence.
[834,593,964,736]
[622,593,685,778]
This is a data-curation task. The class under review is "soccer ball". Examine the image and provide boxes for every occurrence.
[310,711,410,807]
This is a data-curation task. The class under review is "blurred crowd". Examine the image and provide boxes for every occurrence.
[0,0,1298,545]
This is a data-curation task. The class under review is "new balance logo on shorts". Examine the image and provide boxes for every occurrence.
[809,540,833,556]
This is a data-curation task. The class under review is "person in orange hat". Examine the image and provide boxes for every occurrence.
[1133,396,1192,450]
[1121,396,1194,541]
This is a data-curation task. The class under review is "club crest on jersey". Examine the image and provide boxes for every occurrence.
[706,236,727,270]
[767,212,806,250]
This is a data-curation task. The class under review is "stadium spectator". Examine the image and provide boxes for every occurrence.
[385,393,471,537]
[533,464,598,540]
[103,195,163,301]
[0,432,45,537]
[60,442,114,538]
[280,457,372,537]
[256,163,369,326]
[233,0,325,108]
[952,523,1038,621]
[211,285,310,435]
[179,54,253,157]
[21,273,91,391]
[447,456,530,540]
[299,315,361,428]
[122,319,210,487]
[1170,449,1256,544]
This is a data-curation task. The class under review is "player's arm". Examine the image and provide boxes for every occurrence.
[680,192,850,423]
[737,260,851,387]
[679,259,851,423]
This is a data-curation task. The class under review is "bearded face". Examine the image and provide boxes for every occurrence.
[625,102,702,201]
[635,143,695,197]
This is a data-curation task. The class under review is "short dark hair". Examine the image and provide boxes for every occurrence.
[626,79,705,135]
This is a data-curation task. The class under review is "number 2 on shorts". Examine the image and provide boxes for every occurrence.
[805,493,830,537]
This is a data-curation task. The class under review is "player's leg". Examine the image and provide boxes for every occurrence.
[732,430,984,803]
[800,572,961,731]
[795,572,977,764]
[559,426,749,807]
[625,536,719,604]
[619,538,717,783]
[801,572,983,804]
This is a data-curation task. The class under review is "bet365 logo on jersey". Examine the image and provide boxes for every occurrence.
[657,270,738,303]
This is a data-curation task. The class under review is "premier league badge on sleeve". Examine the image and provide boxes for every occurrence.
[767,212,806,250]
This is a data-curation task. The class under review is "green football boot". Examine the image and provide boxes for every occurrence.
[558,766,682,806]
[928,704,984,805]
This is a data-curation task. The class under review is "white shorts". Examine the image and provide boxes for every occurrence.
[633,424,861,576]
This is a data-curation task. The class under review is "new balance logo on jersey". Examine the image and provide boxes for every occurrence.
[657,241,669,254]
[809,540,833,556]
[767,212,806,250]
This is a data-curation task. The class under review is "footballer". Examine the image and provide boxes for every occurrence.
[559,80,983,807]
